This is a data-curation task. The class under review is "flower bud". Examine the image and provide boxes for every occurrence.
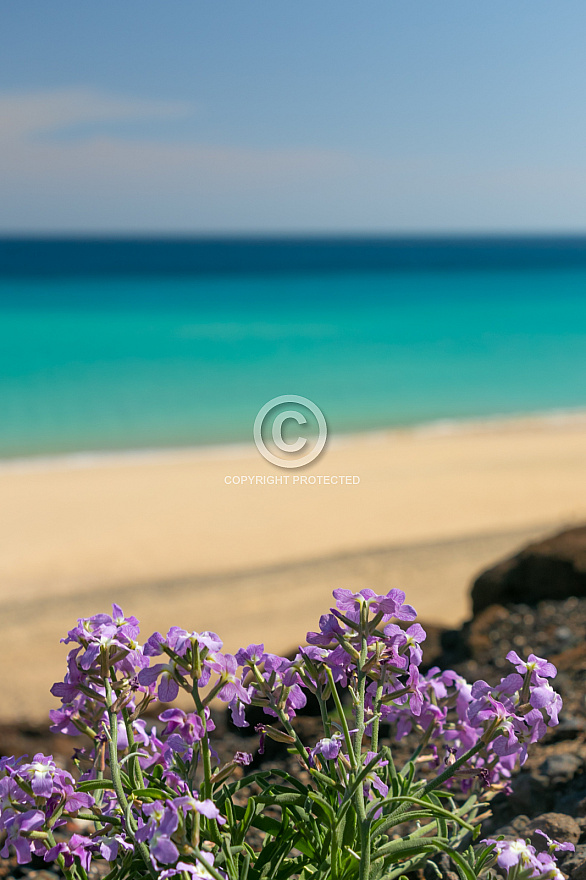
[263,725,296,744]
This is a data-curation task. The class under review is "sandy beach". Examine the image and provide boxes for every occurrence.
[1,412,586,723]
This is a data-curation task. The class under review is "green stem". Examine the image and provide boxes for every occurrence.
[370,666,387,755]
[359,818,371,880]
[402,719,436,771]
[104,678,154,875]
[353,603,369,823]
[191,680,223,847]
[373,740,485,839]
[325,666,357,771]
[249,663,309,765]
[316,686,332,739]
[419,739,485,798]
[121,705,145,790]
[192,845,227,880]
[191,682,214,801]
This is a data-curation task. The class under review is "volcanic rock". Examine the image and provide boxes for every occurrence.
[471,525,586,615]
[525,812,581,847]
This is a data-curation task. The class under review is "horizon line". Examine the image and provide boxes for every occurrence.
[3,230,586,240]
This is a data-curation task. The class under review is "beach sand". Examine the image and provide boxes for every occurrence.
[1,413,586,722]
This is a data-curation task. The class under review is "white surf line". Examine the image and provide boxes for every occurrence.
[1,407,586,475]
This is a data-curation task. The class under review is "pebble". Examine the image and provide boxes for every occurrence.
[526,812,582,847]
[559,845,586,880]
[539,753,584,784]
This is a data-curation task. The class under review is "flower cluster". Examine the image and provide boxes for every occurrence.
[0,590,564,880]
[283,587,562,791]
[0,753,94,865]
[49,604,152,740]
[482,832,574,880]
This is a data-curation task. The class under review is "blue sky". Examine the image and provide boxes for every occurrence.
[2,1,586,233]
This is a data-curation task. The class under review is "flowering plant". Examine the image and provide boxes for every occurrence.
[0,590,570,880]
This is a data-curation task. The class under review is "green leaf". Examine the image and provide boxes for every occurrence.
[130,787,170,801]
[76,779,115,793]
[252,813,284,837]
[306,791,336,823]
[256,791,308,807]
[309,767,343,790]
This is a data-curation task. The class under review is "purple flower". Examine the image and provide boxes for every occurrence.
[362,751,389,812]
[235,644,267,665]
[491,717,530,764]
[469,692,514,727]
[306,613,344,647]
[110,604,140,637]
[98,833,133,862]
[138,660,187,702]
[207,654,251,704]
[384,623,427,664]
[62,785,95,812]
[506,651,557,681]
[49,698,86,737]
[144,631,166,656]
[370,589,418,621]
[1,809,45,864]
[309,733,343,765]
[530,680,562,725]
[228,693,252,728]
[255,724,267,754]
[160,854,227,879]
[234,751,253,766]
[332,588,417,621]
[145,627,223,660]
[159,708,206,744]
[135,800,180,866]
[535,853,565,880]
[481,836,566,878]
[406,665,425,716]
[66,834,95,872]
[534,829,575,854]
[332,588,376,613]
[61,606,143,676]
[18,754,81,803]
[175,794,226,823]
[483,838,537,870]
[20,754,59,797]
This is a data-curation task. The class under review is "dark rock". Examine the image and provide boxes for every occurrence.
[551,643,586,674]
[539,753,584,785]
[465,605,511,664]
[544,715,586,743]
[21,873,61,880]
[423,851,458,880]
[471,525,586,615]
[574,799,586,818]
[505,772,552,817]
[558,845,586,880]
[526,812,581,847]
[492,815,531,840]
[555,773,586,818]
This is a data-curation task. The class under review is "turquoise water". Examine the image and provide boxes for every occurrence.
[1,264,586,458]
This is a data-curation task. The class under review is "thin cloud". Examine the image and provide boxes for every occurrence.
[0,88,193,142]
[0,88,358,202]
[0,88,584,232]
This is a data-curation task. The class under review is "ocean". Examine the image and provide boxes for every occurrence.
[1,236,586,459]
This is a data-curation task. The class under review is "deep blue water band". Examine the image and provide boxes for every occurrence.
[3,235,586,279]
